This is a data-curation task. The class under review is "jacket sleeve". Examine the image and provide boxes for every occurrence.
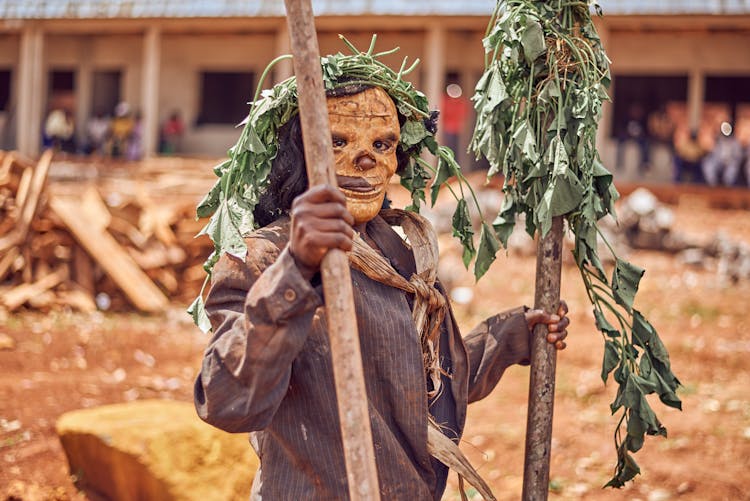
[464,306,531,403]
[194,241,322,433]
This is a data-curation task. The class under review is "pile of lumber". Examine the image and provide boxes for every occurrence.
[0,151,217,313]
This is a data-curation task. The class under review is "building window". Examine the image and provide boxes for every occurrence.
[705,75,750,146]
[610,75,688,140]
[197,71,255,125]
[91,70,122,117]
[0,70,10,110]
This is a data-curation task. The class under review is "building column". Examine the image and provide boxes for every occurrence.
[17,25,44,156]
[76,36,93,149]
[141,25,161,158]
[424,23,446,144]
[274,22,293,84]
[687,69,705,131]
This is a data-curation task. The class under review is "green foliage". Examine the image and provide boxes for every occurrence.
[191,36,480,332]
[472,0,681,488]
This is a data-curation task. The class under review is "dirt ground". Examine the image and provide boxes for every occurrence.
[1,189,749,500]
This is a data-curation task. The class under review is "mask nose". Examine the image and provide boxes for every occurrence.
[355,151,376,171]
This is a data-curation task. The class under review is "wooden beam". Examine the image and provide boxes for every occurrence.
[1,265,68,311]
[522,216,564,501]
[0,149,53,253]
[49,193,169,312]
[284,0,381,498]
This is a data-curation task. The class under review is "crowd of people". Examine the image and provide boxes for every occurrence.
[42,103,185,160]
[616,103,750,187]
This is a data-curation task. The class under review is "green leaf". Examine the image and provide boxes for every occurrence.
[595,309,620,338]
[451,199,475,268]
[485,68,509,112]
[431,146,460,205]
[601,340,620,383]
[474,222,500,280]
[641,355,682,411]
[520,18,546,65]
[537,79,560,105]
[632,310,669,366]
[399,159,429,211]
[492,197,517,247]
[514,120,540,165]
[572,89,590,119]
[611,258,645,313]
[549,175,584,217]
[202,202,248,259]
[401,119,428,147]
[626,410,646,452]
[245,126,267,153]
[196,178,222,219]
[547,135,569,177]
[536,184,553,237]
[604,447,640,488]
[187,295,212,333]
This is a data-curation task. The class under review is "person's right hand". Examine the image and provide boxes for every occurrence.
[289,184,355,279]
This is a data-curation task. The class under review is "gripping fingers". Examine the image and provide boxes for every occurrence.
[293,202,354,225]
[303,230,354,252]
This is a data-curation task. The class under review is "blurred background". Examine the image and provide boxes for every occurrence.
[0,1,749,500]
[0,0,748,186]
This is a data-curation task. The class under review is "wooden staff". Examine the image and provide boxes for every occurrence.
[522,215,564,500]
[283,1,381,499]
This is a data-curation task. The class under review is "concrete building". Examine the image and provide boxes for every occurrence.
[0,0,748,181]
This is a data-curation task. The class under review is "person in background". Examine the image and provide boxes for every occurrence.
[160,110,185,155]
[673,128,705,183]
[109,102,134,158]
[44,108,76,153]
[616,102,650,174]
[126,111,144,161]
[702,122,744,187]
[84,110,110,156]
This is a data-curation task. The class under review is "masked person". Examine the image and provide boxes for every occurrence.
[193,47,570,501]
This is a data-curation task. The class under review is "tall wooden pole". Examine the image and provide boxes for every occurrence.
[522,215,564,500]
[283,1,381,499]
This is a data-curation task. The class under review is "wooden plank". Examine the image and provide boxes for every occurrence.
[49,194,169,312]
[55,288,97,313]
[1,265,68,311]
[0,151,15,185]
[0,247,19,282]
[81,185,111,231]
[15,167,33,208]
[72,245,96,295]
[0,149,53,253]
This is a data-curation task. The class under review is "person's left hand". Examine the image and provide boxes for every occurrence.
[524,300,570,350]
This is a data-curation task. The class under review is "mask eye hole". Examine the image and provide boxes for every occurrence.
[373,137,396,153]
[332,136,347,148]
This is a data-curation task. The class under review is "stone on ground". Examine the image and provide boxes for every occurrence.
[56,399,258,501]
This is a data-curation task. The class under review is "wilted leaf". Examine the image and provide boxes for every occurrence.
[521,19,546,64]
[612,259,644,312]
[601,340,619,383]
[452,199,475,267]
[187,295,212,333]
[474,222,500,280]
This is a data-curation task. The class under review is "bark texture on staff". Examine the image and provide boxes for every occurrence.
[522,215,563,501]
[283,1,381,499]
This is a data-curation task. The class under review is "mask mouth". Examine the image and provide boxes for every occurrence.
[337,175,381,193]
